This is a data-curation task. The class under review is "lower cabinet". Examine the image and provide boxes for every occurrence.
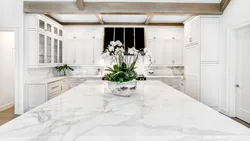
[147,77,185,92]
[200,63,219,109]
[26,77,87,110]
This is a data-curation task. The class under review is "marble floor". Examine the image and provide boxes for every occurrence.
[0,107,250,129]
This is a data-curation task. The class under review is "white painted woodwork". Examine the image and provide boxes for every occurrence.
[235,26,250,123]
[145,28,184,66]
[200,64,219,109]
[200,17,219,62]
[184,45,199,100]
[0,32,15,111]
[25,14,64,68]
[184,16,220,109]
[27,85,46,108]
[26,77,85,109]
[51,14,99,23]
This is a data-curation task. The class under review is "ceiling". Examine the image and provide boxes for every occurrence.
[49,14,192,25]
[25,0,222,3]
[26,0,227,25]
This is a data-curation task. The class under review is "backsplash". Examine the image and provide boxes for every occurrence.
[26,65,184,82]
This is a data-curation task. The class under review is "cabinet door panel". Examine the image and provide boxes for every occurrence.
[145,40,156,65]
[184,45,199,100]
[172,29,183,40]
[59,40,63,63]
[74,40,86,65]
[184,24,191,45]
[201,18,219,62]
[94,40,104,65]
[191,19,200,44]
[64,39,75,64]
[46,36,52,63]
[200,64,219,108]
[154,41,165,65]
[38,33,46,64]
[53,38,58,63]
[75,40,94,65]
[173,42,183,65]
[164,42,174,65]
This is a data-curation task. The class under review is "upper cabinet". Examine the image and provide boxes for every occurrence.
[64,27,104,66]
[184,18,200,46]
[145,28,184,66]
[25,14,64,68]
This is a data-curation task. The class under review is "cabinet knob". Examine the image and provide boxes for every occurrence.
[172,37,175,39]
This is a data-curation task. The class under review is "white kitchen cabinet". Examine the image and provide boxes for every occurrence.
[184,17,200,46]
[74,40,94,65]
[200,17,219,62]
[94,40,104,65]
[64,38,75,64]
[200,64,219,109]
[184,45,200,100]
[145,28,183,66]
[25,14,64,68]
[26,77,82,109]
[164,41,174,65]
[184,15,220,109]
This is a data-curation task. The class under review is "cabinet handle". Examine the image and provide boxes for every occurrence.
[52,86,59,89]
[172,37,175,39]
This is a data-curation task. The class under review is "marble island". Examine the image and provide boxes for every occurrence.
[0,80,250,141]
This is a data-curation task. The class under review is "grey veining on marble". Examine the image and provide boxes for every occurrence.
[0,80,250,141]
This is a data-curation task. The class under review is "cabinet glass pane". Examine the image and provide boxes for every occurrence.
[47,36,52,63]
[59,40,63,63]
[39,34,45,63]
[47,23,52,32]
[54,39,58,63]
[59,30,63,36]
[54,27,58,35]
[39,20,45,30]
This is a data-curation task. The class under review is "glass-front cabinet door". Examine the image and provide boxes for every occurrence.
[54,39,58,63]
[59,40,63,63]
[54,27,58,35]
[39,19,45,31]
[39,33,46,64]
[46,36,52,63]
[46,23,52,33]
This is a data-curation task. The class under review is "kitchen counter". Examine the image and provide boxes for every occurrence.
[1,80,250,141]
[26,75,104,84]
[145,75,184,79]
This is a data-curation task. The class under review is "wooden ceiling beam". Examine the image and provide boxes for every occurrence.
[220,0,231,12]
[24,2,222,15]
[76,0,84,11]
[95,14,104,25]
[145,15,153,25]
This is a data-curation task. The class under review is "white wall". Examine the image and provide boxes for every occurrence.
[0,0,24,114]
[219,0,250,114]
[0,32,15,111]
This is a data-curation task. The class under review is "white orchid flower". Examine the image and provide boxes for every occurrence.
[110,41,116,46]
[108,46,114,52]
[115,40,122,46]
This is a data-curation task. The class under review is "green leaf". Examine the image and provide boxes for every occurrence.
[119,78,124,83]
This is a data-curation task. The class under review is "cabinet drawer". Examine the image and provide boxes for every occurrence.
[48,92,60,100]
[48,81,61,94]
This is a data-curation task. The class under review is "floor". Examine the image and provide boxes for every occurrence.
[0,107,15,126]
[0,107,250,128]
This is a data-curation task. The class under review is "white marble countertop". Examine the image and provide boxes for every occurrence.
[2,80,250,141]
[27,75,104,84]
[145,75,184,79]
[27,75,184,84]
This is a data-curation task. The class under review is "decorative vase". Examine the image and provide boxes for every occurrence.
[108,80,137,97]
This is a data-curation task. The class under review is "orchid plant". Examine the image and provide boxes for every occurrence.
[102,40,152,82]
